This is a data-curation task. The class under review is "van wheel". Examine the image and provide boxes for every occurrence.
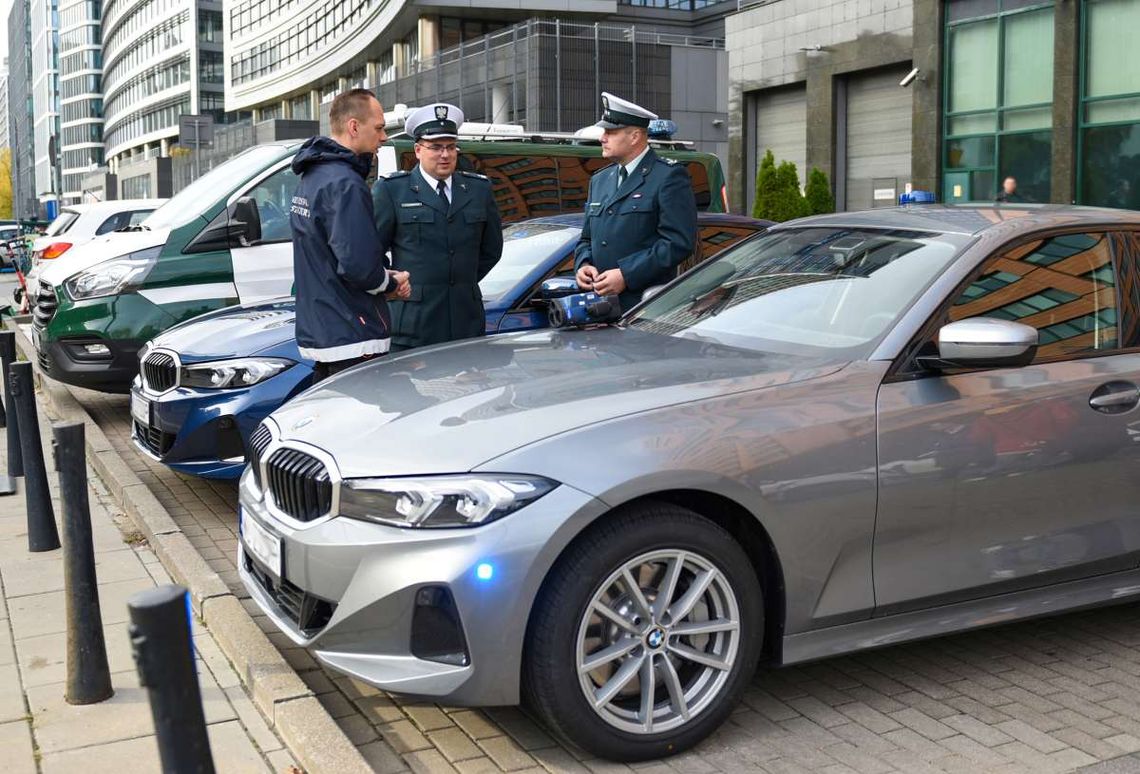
[523,502,763,761]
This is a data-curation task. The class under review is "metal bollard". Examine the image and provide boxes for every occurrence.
[55,421,113,705]
[10,362,58,551]
[0,331,20,485]
[128,586,216,774]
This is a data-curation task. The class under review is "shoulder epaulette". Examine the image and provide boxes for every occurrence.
[460,171,490,181]
[384,170,411,179]
[659,156,678,166]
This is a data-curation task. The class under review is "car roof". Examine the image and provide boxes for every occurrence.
[60,199,167,215]
[777,204,1140,237]
[511,213,773,229]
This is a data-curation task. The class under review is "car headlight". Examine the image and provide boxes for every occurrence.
[181,357,294,389]
[341,474,557,528]
[64,247,161,300]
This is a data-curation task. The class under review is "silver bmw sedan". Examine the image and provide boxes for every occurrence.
[239,205,1140,761]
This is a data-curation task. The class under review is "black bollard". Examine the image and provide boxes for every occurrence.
[0,331,20,487]
[55,421,113,705]
[10,362,58,550]
[128,586,216,774]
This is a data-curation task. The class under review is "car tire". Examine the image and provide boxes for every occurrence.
[523,501,763,761]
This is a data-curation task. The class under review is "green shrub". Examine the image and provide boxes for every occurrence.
[752,150,811,222]
[804,167,835,215]
[751,150,777,220]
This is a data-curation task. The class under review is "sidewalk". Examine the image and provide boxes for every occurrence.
[0,401,299,773]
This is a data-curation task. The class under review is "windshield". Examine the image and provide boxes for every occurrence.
[625,227,962,359]
[144,145,293,231]
[479,222,581,303]
[46,209,80,236]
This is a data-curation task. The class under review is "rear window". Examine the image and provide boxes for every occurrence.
[46,210,81,236]
[95,209,153,235]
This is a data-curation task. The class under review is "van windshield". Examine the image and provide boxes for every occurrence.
[145,145,294,231]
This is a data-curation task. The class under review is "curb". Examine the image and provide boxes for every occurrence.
[10,322,371,774]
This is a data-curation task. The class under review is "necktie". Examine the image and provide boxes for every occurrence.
[618,166,628,193]
[436,179,449,206]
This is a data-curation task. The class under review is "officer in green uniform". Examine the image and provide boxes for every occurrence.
[373,103,503,350]
[574,92,698,312]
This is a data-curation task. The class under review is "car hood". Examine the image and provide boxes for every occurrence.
[270,327,849,478]
[150,297,298,361]
[38,228,170,286]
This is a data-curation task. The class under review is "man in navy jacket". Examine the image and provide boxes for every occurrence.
[290,88,410,383]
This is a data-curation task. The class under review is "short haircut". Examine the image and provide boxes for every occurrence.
[329,88,379,133]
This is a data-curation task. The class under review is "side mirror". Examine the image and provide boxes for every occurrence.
[230,197,262,246]
[540,276,581,300]
[919,318,1038,370]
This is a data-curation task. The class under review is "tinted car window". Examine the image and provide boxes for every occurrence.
[46,210,80,236]
[95,211,132,235]
[627,227,960,358]
[949,232,1118,361]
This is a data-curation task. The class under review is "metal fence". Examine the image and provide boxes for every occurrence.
[376,19,723,134]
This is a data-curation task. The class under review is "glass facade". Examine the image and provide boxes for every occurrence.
[1079,0,1140,210]
[942,0,1054,204]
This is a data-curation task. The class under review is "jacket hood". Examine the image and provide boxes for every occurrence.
[269,326,849,478]
[290,136,372,178]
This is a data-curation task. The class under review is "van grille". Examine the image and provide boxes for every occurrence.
[142,351,177,392]
[33,282,57,328]
[266,447,332,522]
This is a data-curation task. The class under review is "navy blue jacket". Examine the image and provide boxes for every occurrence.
[574,149,698,311]
[290,137,391,362]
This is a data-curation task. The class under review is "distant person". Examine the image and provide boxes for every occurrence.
[995,176,1024,204]
[290,88,410,384]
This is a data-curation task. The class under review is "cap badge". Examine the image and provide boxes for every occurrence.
[435,105,448,121]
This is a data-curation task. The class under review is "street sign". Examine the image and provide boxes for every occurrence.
[178,114,215,148]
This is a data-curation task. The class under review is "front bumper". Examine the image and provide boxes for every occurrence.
[130,366,312,479]
[36,334,146,393]
[237,465,605,706]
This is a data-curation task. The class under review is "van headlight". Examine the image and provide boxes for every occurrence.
[64,247,161,300]
[341,475,557,528]
[181,357,294,389]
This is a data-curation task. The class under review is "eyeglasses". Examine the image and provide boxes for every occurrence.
[418,143,460,155]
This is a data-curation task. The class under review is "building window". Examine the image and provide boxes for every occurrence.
[1078,0,1140,210]
[121,173,152,198]
[943,0,1054,204]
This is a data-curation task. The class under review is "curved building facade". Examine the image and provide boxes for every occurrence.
[58,0,104,202]
[102,0,225,168]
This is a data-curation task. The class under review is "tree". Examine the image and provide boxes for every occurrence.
[751,149,777,220]
[771,160,808,222]
[804,167,835,215]
[0,149,12,220]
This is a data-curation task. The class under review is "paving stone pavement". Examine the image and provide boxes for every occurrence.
[0,390,298,773]
[68,385,1140,774]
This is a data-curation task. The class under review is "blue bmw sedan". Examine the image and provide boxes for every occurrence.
[130,213,769,478]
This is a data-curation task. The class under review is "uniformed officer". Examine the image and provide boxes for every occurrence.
[373,103,503,351]
[574,92,698,311]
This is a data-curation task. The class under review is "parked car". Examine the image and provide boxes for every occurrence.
[33,128,728,393]
[239,204,1140,761]
[25,199,166,295]
[129,213,769,478]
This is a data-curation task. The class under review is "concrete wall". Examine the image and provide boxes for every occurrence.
[727,0,914,213]
[670,47,729,171]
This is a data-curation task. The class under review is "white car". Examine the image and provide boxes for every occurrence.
[26,199,166,298]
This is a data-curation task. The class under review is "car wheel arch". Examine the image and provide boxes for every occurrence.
[521,488,786,673]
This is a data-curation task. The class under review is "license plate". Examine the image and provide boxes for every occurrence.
[130,391,150,425]
[241,508,282,579]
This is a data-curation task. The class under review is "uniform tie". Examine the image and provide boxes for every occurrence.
[617,166,628,193]
[436,179,449,206]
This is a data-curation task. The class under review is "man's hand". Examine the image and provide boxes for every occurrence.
[576,264,599,290]
[386,270,412,300]
[592,268,626,297]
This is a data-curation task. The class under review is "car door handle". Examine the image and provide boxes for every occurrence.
[1089,381,1140,413]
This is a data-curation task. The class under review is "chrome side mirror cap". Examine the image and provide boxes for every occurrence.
[922,318,1038,370]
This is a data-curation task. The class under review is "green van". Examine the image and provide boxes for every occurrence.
[32,134,728,392]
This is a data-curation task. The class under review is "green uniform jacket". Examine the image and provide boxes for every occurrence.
[573,149,698,311]
[373,166,503,349]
